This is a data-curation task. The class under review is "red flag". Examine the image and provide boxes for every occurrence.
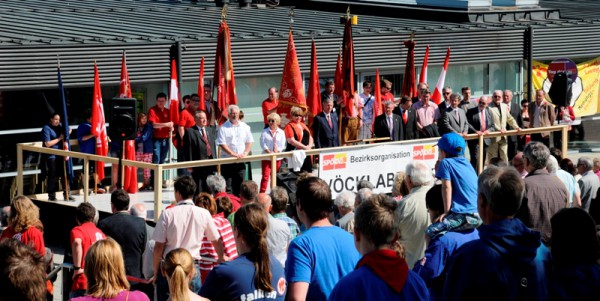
[419,45,430,89]
[307,40,321,126]
[90,63,108,181]
[402,39,417,98]
[341,18,355,117]
[213,21,237,124]
[373,69,382,133]
[198,57,206,112]
[169,59,180,124]
[119,51,137,193]
[431,48,451,105]
[277,30,307,126]
[334,50,343,100]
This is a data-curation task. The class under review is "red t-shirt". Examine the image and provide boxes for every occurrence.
[178,109,195,128]
[285,121,310,142]
[381,91,395,102]
[0,226,45,256]
[215,191,241,212]
[262,99,279,125]
[148,105,171,139]
[70,222,106,291]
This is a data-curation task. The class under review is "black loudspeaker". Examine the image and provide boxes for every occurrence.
[548,72,573,107]
[109,98,137,141]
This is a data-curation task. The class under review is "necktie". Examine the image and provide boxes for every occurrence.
[480,110,486,131]
[402,110,408,124]
[388,116,393,138]
[201,128,212,157]
[327,114,333,128]
[455,109,459,122]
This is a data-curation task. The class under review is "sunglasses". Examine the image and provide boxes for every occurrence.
[443,92,451,95]
[268,119,276,123]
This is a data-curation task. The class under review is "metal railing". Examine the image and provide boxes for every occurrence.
[17,125,569,220]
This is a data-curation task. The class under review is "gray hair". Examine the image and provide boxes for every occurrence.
[578,157,593,171]
[523,141,550,170]
[270,186,290,213]
[449,93,461,101]
[334,191,355,210]
[228,104,240,115]
[129,203,147,219]
[383,100,395,108]
[546,155,559,174]
[479,95,490,104]
[478,166,525,217]
[405,161,433,187]
[206,174,227,193]
[593,158,600,169]
[356,188,373,206]
[356,180,374,191]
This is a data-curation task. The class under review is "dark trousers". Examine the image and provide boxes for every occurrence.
[531,133,550,147]
[468,140,487,172]
[222,163,246,197]
[46,157,65,199]
[507,138,519,161]
[192,166,216,194]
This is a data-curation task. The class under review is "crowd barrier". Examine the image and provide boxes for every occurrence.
[17,125,568,220]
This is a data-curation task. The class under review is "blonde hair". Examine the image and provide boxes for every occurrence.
[391,172,409,197]
[163,248,194,301]
[194,192,217,215]
[290,106,304,117]
[9,195,43,233]
[267,112,281,125]
[84,238,130,298]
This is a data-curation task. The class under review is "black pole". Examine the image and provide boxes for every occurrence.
[116,140,123,189]
[527,25,533,102]
[176,41,182,92]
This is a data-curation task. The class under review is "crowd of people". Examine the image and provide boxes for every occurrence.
[2,131,600,300]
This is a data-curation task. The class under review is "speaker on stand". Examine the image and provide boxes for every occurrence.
[109,98,137,189]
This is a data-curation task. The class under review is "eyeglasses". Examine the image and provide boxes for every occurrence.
[443,92,451,95]
[268,119,276,123]
[293,115,302,118]
[493,95,502,98]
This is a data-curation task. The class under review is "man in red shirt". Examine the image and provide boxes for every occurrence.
[262,87,279,128]
[148,92,173,188]
[70,202,106,299]
[381,79,395,103]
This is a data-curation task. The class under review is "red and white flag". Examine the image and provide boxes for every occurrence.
[91,63,108,181]
[419,45,430,86]
[118,51,137,193]
[431,48,451,105]
[306,40,321,126]
[213,20,237,124]
[372,69,382,133]
[197,57,206,112]
[277,30,306,125]
[169,59,180,124]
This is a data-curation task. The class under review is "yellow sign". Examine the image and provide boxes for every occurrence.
[532,57,600,117]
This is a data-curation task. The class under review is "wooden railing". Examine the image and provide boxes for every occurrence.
[16,125,568,220]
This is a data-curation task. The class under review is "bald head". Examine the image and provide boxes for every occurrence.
[129,203,147,219]
[258,193,272,212]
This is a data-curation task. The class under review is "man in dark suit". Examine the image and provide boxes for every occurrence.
[441,93,473,135]
[393,96,418,140]
[312,98,340,148]
[374,101,403,142]
[466,95,495,170]
[436,86,453,123]
[183,111,217,193]
[503,89,523,159]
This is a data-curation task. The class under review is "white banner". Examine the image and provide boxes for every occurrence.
[319,142,439,198]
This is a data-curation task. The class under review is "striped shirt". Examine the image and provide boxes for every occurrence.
[198,215,238,280]
[273,212,300,239]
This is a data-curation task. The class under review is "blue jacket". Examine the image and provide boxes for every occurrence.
[135,123,153,153]
[550,263,600,301]
[442,218,551,301]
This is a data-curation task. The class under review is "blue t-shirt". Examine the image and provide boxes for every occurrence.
[200,254,286,301]
[41,123,62,159]
[77,122,95,155]
[328,267,429,301]
[285,226,360,301]
[435,156,478,213]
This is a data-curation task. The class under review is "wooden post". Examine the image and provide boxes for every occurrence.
[561,124,568,156]
[478,134,484,175]
[271,154,277,189]
[154,165,163,221]
[17,144,23,196]
[83,158,89,203]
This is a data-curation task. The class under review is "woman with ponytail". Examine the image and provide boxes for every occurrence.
[162,248,207,301]
[200,203,286,301]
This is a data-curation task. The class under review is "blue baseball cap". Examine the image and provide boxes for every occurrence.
[437,133,466,156]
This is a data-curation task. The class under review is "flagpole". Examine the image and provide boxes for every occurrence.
[58,56,71,200]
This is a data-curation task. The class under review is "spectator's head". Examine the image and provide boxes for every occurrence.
[240,181,259,205]
[49,112,60,126]
[84,238,129,298]
[503,89,513,104]
[194,110,208,128]
[382,79,393,93]
[593,158,600,173]
[325,80,335,94]
[362,80,372,93]
[75,202,97,225]
[521,100,529,111]
[233,203,274,292]
[437,133,466,158]
[162,248,195,301]
[296,177,332,224]
[400,96,413,110]
[391,171,410,197]
[488,157,508,167]
[110,189,130,212]
[156,92,167,108]
[228,105,241,123]
[270,186,289,214]
[8,195,41,233]
[268,87,278,101]
[137,112,148,127]
[290,106,305,123]
[384,101,395,115]
[0,239,46,301]
[442,86,452,101]
[355,188,373,208]
[194,192,217,215]
[355,194,400,256]
[477,166,525,223]
[267,112,281,128]
[322,98,334,114]
[512,152,526,174]
[206,174,227,194]
[405,161,433,190]
[551,208,600,265]
[216,196,233,217]
[129,203,147,219]
[546,155,560,174]
[173,175,196,201]
[257,193,272,213]
[239,110,245,121]
[549,147,563,162]
[356,180,374,191]
[425,185,444,223]
[182,95,191,109]
[449,93,461,108]
[461,86,471,101]
[0,206,9,229]
[84,108,92,121]
[577,157,594,174]
[334,191,355,216]
[523,141,550,172]
[560,158,576,176]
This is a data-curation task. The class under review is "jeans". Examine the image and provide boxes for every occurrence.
[151,138,169,185]
[156,262,202,301]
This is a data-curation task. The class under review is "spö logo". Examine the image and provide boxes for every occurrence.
[413,145,436,160]
[322,153,347,170]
